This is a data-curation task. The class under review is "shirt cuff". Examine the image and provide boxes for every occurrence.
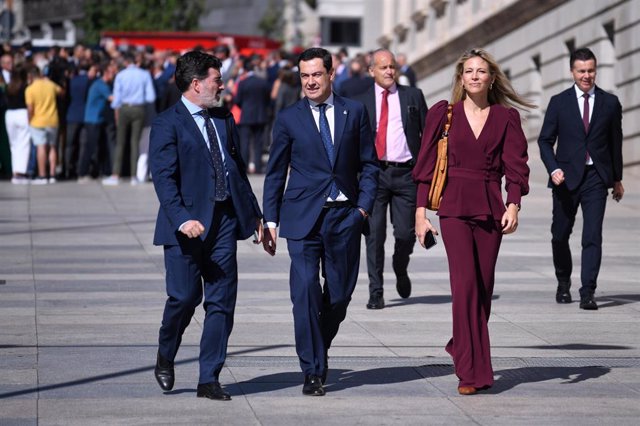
[265,221,278,229]
[178,221,189,232]
[550,168,562,177]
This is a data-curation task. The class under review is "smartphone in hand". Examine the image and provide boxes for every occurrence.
[423,230,437,250]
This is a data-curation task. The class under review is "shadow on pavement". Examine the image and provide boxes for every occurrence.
[489,365,611,394]
[597,294,640,308]
[232,364,453,395]
[509,343,633,350]
[385,294,499,308]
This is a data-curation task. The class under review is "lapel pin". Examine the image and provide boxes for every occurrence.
[343,110,348,115]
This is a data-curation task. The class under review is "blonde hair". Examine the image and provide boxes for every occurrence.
[451,48,536,110]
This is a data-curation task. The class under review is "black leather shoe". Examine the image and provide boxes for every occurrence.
[154,352,174,391]
[302,374,325,396]
[197,382,231,401]
[366,294,385,309]
[556,282,572,304]
[396,275,412,299]
[579,296,598,310]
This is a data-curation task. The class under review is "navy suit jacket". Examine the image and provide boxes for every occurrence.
[538,85,623,191]
[263,94,379,240]
[353,84,428,160]
[235,74,271,125]
[150,101,262,246]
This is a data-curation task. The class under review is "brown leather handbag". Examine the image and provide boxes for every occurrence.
[426,104,453,211]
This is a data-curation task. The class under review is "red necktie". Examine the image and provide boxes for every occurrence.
[375,90,389,160]
[582,93,591,162]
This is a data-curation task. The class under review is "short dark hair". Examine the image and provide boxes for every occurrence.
[570,48,597,69]
[175,50,222,93]
[214,44,230,56]
[297,47,332,73]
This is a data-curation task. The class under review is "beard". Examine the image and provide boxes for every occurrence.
[201,94,222,109]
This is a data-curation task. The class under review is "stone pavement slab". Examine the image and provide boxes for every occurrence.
[1,161,640,425]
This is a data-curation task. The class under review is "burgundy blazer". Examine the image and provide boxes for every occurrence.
[413,100,529,220]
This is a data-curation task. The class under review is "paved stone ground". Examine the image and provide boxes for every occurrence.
[1,155,639,425]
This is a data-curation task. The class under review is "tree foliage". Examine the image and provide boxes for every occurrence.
[258,0,284,40]
[81,0,204,44]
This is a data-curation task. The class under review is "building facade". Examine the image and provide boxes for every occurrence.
[291,0,639,167]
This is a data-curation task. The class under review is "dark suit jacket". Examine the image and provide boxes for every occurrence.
[150,101,262,246]
[339,75,374,98]
[263,94,379,240]
[353,84,428,160]
[413,100,529,219]
[538,85,623,191]
[234,74,271,125]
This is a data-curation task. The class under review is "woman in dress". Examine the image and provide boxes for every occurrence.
[413,48,533,395]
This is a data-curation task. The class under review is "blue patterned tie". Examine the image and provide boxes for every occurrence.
[317,103,340,200]
[198,109,227,201]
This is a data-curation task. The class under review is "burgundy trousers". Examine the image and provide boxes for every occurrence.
[440,216,502,388]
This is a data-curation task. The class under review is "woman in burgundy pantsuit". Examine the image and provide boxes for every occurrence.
[413,49,533,395]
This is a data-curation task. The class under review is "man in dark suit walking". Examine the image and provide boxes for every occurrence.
[538,47,624,311]
[354,49,427,309]
[234,57,271,173]
[150,50,263,400]
[262,47,379,396]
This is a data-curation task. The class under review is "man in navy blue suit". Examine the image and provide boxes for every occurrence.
[234,57,271,173]
[149,50,263,401]
[262,47,379,396]
[538,47,624,311]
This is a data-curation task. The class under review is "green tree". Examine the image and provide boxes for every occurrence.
[81,0,204,45]
[258,0,284,40]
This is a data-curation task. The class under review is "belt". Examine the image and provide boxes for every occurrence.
[122,103,144,108]
[323,201,352,209]
[380,160,414,168]
[448,167,501,182]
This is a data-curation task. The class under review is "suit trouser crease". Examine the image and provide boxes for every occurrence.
[365,166,416,295]
[78,123,104,177]
[441,216,501,388]
[239,123,266,172]
[551,168,607,298]
[158,201,238,384]
[113,105,144,176]
[65,122,85,176]
[287,206,363,375]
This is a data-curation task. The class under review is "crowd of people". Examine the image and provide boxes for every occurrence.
[0,41,416,185]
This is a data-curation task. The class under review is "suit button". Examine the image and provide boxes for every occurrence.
[323,193,328,198]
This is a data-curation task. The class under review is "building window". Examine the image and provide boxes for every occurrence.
[565,38,576,54]
[532,54,541,72]
[321,17,361,46]
[603,21,615,45]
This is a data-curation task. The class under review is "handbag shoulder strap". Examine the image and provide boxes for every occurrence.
[442,104,453,137]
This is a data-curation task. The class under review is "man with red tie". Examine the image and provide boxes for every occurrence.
[354,49,427,309]
[538,47,624,310]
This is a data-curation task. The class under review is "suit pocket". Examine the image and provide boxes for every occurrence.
[283,187,305,200]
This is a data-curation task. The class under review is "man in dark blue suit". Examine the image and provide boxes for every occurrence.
[538,47,624,311]
[234,57,271,173]
[262,47,379,396]
[149,51,263,400]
